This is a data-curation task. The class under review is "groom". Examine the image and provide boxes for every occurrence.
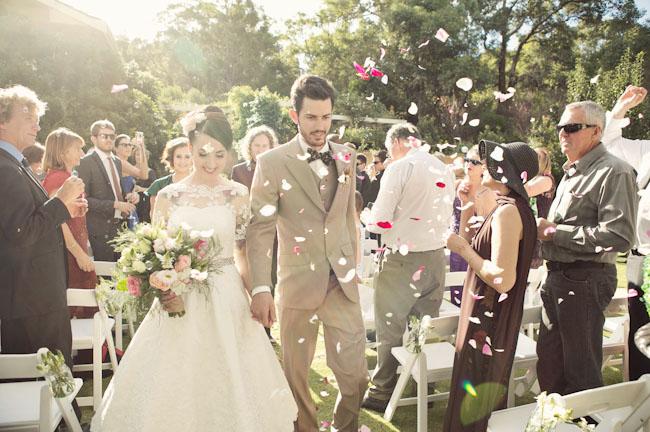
[247,74,368,432]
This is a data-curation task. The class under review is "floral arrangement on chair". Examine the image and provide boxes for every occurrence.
[641,257,650,318]
[36,350,75,398]
[524,392,594,431]
[405,314,435,354]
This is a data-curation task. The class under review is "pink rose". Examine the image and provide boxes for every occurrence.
[149,270,176,291]
[127,276,142,297]
[193,239,209,259]
[174,255,191,272]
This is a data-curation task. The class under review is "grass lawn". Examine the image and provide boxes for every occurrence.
[79,260,630,431]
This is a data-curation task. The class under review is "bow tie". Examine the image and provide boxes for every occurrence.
[307,148,333,165]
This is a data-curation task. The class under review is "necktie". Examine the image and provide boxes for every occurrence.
[21,158,48,196]
[108,157,124,201]
[307,148,333,165]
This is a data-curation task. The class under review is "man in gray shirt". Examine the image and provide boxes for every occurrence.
[536,100,638,395]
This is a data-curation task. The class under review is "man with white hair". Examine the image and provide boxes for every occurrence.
[361,122,455,412]
[536,100,638,395]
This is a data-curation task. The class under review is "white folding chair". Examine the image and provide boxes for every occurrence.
[508,305,543,407]
[489,374,650,431]
[603,314,630,382]
[0,348,83,432]
[67,288,118,410]
[94,260,134,350]
[383,314,460,432]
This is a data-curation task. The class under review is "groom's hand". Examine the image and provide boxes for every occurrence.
[250,292,276,328]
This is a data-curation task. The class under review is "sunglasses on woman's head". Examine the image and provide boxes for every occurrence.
[464,158,482,166]
[555,123,596,134]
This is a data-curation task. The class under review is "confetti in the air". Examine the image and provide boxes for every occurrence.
[435,27,450,43]
[490,146,504,161]
[399,244,409,255]
[294,236,306,242]
[498,293,508,303]
[338,269,356,283]
[590,75,599,84]
[281,179,292,191]
[468,339,477,349]
[412,265,425,281]
[259,205,277,217]
[418,39,430,48]
[111,84,129,93]
[376,221,393,229]
[366,93,375,101]
[408,102,418,115]
[482,344,492,356]
[456,77,473,92]
[468,119,480,127]
[381,74,389,85]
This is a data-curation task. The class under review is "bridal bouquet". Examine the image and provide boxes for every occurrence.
[524,392,594,432]
[111,222,223,317]
[405,315,435,354]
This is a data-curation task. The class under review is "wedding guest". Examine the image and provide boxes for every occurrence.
[601,85,650,380]
[449,146,497,305]
[525,147,555,268]
[356,154,370,199]
[362,124,455,412]
[22,142,45,181]
[114,133,148,229]
[0,85,86,369]
[536,101,638,395]
[231,125,278,190]
[327,132,342,144]
[145,137,192,216]
[42,127,97,318]
[443,140,539,430]
[77,119,139,261]
[363,149,387,206]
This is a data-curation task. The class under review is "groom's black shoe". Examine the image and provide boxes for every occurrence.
[361,396,388,413]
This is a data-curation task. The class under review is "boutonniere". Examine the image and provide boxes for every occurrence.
[338,166,352,184]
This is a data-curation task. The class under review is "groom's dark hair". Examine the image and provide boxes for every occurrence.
[290,75,337,113]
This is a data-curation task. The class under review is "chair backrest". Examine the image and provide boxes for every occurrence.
[564,375,650,431]
[527,267,547,285]
[94,260,116,277]
[445,271,466,287]
[520,305,542,327]
[0,350,43,380]
[429,314,460,340]
[67,288,99,307]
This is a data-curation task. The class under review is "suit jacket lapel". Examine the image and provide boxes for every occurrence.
[0,148,48,198]
[92,151,117,200]
[284,138,326,213]
[327,143,354,217]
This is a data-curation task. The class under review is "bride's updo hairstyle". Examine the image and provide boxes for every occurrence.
[181,105,233,151]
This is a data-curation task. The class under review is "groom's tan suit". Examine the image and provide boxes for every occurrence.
[247,136,368,432]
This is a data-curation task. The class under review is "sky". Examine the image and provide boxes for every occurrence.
[61,0,650,41]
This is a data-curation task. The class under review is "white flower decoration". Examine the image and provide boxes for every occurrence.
[180,111,207,136]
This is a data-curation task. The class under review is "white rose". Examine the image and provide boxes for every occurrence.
[153,238,166,253]
[164,238,177,251]
[132,260,146,273]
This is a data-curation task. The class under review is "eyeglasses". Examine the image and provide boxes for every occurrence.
[118,142,134,148]
[464,158,482,166]
[555,123,596,134]
[373,160,382,165]
[96,133,116,140]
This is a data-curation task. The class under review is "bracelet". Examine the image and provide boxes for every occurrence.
[251,286,271,296]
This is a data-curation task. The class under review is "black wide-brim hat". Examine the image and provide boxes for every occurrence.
[479,140,539,200]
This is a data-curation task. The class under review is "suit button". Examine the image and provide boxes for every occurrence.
[17,228,21,232]
[107,220,112,223]
[104,235,109,239]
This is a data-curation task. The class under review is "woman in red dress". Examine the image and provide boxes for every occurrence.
[42,127,97,318]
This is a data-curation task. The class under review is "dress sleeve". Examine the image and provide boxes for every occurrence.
[42,170,68,197]
[151,185,174,225]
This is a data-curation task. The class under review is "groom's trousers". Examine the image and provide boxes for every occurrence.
[279,273,369,432]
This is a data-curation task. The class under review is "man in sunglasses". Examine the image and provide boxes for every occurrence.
[77,119,135,261]
[535,100,638,396]
[601,85,650,381]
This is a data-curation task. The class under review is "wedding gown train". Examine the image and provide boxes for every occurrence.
[91,181,297,431]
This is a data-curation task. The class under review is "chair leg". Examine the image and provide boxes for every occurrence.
[100,311,119,371]
[384,353,417,421]
[93,320,103,410]
[507,367,516,407]
[115,311,123,351]
[416,353,428,432]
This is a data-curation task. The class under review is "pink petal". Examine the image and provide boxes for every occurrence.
[353,62,366,74]
[435,28,450,43]
[376,221,393,229]
[293,246,301,254]
[111,84,129,93]
[412,265,425,281]
[359,426,372,432]
[493,277,503,285]
[543,226,557,236]
[628,289,638,298]
[436,181,446,188]
[482,344,493,356]
[471,292,485,300]
[370,68,384,77]
[520,171,528,182]
[498,293,508,302]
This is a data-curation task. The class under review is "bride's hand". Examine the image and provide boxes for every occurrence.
[250,292,276,328]
[160,291,185,313]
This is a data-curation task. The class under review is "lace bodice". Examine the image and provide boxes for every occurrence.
[153,180,251,257]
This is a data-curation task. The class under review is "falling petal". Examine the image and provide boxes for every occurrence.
[435,27,450,43]
[298,337,305,344]
[493,91,514,102]
[435,181,446,188]
[530,117,536,123]
[628,289,638,298]
[558,298,564,304]
[595,246,603,253]
[353,62,366,74]
[418,39,430,48]
[366,93,375,101]
[399,47,411,54]
[380,47,386,60]
[461,112,468,125]
[417,65,427,70]
[413,293,421,298]
[500,176,508,184]
[498,293,508,303]
[484,311,494,317]
[493,277,503,285]
[399,244,409,255]
[412,265,425,281]
[469,317,481,324]
[456,77,473,92]
[543,226,557,236]
[309,314,319,324]
[482,344,493,356]
[293,246,301,254]
[370,67,384,77]
[281,179,292,191]
[385,312,393,318]
[468,339,477,349]
[496,166,504,174]
[338,268,356,283]
[471,292,485,300]
[320,390,329,397]
[295,236,306,242]
[376,221,393,229]
[590,75,599,84]
[111,84,129,93]
[437,143,455,151]
[468,119,480,127]
[381,74,389,85]
[260,204,277,217]
[359,426,371,432]
[568,291,575,295]
[310,262,316,271]
[338,257,347,266]
[408,102,418,115]
[520,171,528,182]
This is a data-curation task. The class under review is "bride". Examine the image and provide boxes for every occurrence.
[91,107,297,431]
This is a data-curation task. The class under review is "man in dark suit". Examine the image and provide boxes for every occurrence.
[77,120,137,262]
[0,85,87,368]
[355,153,370,200]
[362,149,387,206]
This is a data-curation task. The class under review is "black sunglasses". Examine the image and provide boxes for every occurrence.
[556,123,596,134]
[96,133,116,140]
[464,158,482,166]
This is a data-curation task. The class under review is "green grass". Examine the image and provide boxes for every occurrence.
[78,261,630,431]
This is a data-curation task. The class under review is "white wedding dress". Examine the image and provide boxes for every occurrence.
[91,180,297,431]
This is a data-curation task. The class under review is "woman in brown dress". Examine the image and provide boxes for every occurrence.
[42,127,97,318]
[443,140,539,431]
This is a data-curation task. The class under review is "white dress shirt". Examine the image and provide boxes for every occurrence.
[603,112,650,253]
[297,135,331,179]
[95,148,122,219]
[366,148,455,252]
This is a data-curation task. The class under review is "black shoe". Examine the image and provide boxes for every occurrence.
[361,396,389,413]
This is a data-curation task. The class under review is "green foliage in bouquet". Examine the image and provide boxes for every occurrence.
[405,315,434,354]
[641,256,650,319]
[36,350,75,399]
